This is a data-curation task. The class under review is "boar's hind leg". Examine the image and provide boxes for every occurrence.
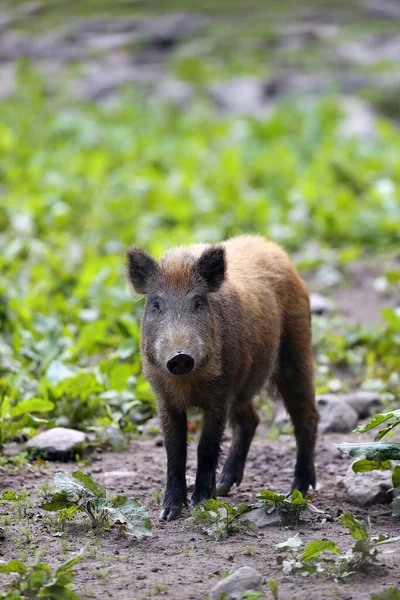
[216,398,260,496]
[274,329,319,496]
[159,406,187,521]
[191,405,227,507]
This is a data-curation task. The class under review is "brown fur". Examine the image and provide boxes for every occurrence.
[127,235,319,520]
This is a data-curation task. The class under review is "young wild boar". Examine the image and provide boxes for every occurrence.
[127,235,319,521]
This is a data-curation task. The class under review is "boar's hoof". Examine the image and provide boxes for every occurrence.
[291,470,316,497]
[216,472,239,496]
[159,503,182,521]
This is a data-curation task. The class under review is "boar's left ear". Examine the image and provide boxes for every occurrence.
[197,246,226,292]
[126,247,158,294]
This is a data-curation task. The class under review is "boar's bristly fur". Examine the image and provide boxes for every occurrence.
[126,235,319,521]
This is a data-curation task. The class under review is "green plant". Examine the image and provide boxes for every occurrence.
[41,471,152,539]
[276,512,400,580]
[0,385,54,450]
[186,499,256,540]
[0,550,83,599]
[337,405,400,516]
[256,489,328,525]
[371,589,400,600]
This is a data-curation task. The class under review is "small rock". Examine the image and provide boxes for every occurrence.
[102,470,138,487]
[105,426,126,451]
[25,427,87,460]
[156,79,193,106]
[338,96,377,141]
[209,77,270,116]
[340,391,381,418]
[309,292,335,314]
[317,395,359,433]
[209,566,263,600]
[0,64,15,99]
[245,507,281,528]
[341,463,393,506]
[273,401,290,427]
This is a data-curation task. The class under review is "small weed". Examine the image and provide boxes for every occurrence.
[154,583,169,595]
[257,489,329,526]
[0,549,83,599]
[41,471,152,539]
[186,499,256,541]
[276,512,400,580]
[241,546,258,556]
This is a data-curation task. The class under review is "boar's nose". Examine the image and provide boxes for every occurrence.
[167,353,195,376]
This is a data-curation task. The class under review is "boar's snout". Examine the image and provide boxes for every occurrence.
[166,352,195,376]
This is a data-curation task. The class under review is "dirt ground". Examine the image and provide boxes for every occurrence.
[1,428,399,600]
[1,264,399,600]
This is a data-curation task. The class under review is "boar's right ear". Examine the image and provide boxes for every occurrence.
[197,246,226,292]
[126,247,158,294]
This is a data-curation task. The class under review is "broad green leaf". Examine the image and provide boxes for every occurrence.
[301,540,340,561]
[72,472,105,498]
[38,585,82,600]
[341,512,368,539]
[41,491,77,512]
[54,473,92,499]
[337,443,400,462]
[352,459,391,473]
[107,496,152,539]
[10,398,54,417]
[45,361,77,385]
[355,412,396,433]
[0,560,28,574]
[258,489,285,503]
[289,490,309,505]
[0,491,25,501]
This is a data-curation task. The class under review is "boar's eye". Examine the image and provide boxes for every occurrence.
[194,297,205,311]
[151,298,161,312]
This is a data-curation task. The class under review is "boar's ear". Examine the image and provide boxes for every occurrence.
[126,247,158,294]
[197,246,226,292]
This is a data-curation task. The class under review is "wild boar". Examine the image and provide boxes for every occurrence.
[127,235,319,521]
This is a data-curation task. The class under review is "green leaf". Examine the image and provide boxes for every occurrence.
[0,491,25,501]
[9,398,54,417]
[107,496,152,539]
[56,550,84,574]
[0,560,28,574]
[54,473,92,499]
[41,491,77,512]
[341,512,368,539]
[337,443,400,462]
[371,588,400,600]
[301,540,340,561]
[258,489,285,503]
[72,472,105,498]
[392,466,400,488]
[268,580,278,600]
[354,412,396,433]
[352,459,391,473]
[289,490,309,505]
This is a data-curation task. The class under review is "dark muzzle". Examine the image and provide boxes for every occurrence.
[167,353,195,376]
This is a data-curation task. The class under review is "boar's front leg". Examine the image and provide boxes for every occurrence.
[191,404,226,507]
[159,404,187,521]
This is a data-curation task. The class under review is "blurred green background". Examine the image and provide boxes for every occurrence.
[0,0,399,444]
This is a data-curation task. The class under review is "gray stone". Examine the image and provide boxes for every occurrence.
[309,292,335,314]
[74,62,161,100]
[341,463,393,506]
[0,64,15,99]
[209,566,263,600]
[337,96,377,141]
[102,470,137,487]
[273,401,290,427]
[317,394,359,433]
[25,427,87,460]
[156,79,193,106]
[245,507,281,529]
[137,13,208,46]
[209,77,270,116]
[340,390,381,418]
